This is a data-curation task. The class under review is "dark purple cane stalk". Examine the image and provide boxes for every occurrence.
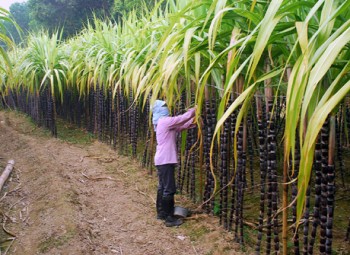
[97,84,104,141]
[303,185,311,255]
[203,96,212,212]
[190,126,197,202]
[228,95,237,232]
[320,118,329,254]
[120,88,129,154]
[176,91,186,190]
[255,93,267,254]
[219,103,230,229]
[210,96,218,214]
[129,90,133,149]
[247,112,255,188]
[141,96,150,167]
[308,138,321,255]
[87,88,95,133]
[291,142,300,255]
[234,77,246,244]
[142,128,151,167]
[235,123,244,244]
[203,87,215,213]
[267,97,279,254]
[325,116,336,255]
[107,88,113,145]
[113,91,118,150]
[129,90,138,158]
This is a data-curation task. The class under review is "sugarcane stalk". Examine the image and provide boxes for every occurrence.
[320,118,329,254]
[247,112,254,188]
[234,76,245,244]
[325,115,336,255]
[199,121,204,203]
[176,90,186,190]
[228,93,237,232]
[303,185,311,254]
[291,141,300,255]
[113,90,118,150]
[210,95,217,213]
[255,91,267,254]
[282,66,292,255]
[220,102,230,229]
[308,137,322,254]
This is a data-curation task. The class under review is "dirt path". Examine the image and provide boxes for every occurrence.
[0,111,242,255]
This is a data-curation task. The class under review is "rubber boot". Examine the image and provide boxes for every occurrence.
[162,195,183,227]
[156,190,166,220]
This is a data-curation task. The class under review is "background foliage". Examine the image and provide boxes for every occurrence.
[1,0,160,41]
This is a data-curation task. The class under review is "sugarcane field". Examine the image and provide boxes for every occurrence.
[0,0,350,254]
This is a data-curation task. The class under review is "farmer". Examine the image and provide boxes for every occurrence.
[152,99,196,227]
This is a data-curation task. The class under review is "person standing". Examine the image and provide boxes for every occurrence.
[152,99,196,227]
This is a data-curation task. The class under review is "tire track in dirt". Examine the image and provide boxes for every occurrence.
[0,111,243,255]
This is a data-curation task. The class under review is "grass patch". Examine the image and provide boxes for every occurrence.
[3,110,52,138]
[0,232,14,252]
[56,119,94,145]
[65,189,80,205]
[38,230,75,253]
[185,224,210,241]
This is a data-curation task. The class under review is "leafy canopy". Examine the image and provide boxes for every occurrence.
[27,0,114,39]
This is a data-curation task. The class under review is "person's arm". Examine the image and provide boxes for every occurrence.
[174,116,196,132]
[164,107,196,130]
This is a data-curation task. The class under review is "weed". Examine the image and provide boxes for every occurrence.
[56,119,94,144]
[186,225,210,241]
[38,230,75,253]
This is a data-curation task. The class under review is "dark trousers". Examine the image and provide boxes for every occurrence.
[156,164,176,197]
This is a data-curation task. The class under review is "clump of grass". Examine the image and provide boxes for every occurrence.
[4,110,51,138]
[186,225,210,241]
[38,230,75,253]
[65,189,80,205]
[56,119,94,144]
[0,232,14,252]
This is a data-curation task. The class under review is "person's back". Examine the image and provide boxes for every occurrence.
[154,108,196,166]
[152,100,196,227]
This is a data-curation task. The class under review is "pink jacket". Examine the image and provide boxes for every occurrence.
[154,108,196,166]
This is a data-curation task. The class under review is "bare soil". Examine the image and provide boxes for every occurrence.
[0,110,244,255]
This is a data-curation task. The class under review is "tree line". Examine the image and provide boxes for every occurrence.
[2,0,160,44]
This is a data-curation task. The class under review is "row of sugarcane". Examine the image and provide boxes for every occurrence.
[2,81,350,254]
[1,0,350,254]
[3,84,148,158]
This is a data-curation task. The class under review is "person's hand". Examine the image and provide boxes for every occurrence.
[186,105,197,111]
[192,115,203,126]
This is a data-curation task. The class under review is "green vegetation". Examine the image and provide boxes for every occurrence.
[38,229,75,253]
[56,119,94,145]
[186,225,210,241]
[1,0,164,42]
[0,0,350,254]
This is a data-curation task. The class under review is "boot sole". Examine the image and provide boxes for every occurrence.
[165,219,183,227]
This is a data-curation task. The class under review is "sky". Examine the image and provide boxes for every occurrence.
[1,0,27,11]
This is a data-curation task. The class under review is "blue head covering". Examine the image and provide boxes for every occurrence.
[152,100,169,130]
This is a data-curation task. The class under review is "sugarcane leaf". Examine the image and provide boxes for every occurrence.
[301,25,350,127]
[208,7,235,51]
[184,26,199,75]
[297,79,350,222]
[214,83,257,136]
[248,0,283,83]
